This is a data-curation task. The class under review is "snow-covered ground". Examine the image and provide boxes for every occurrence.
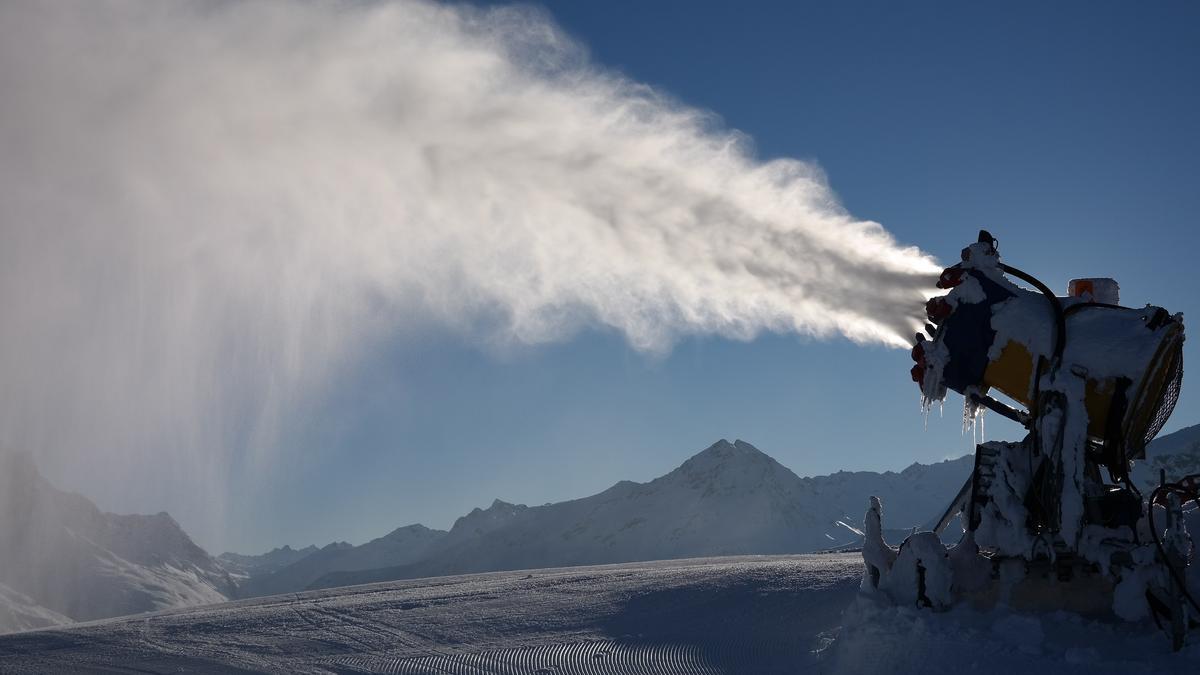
[1,552,1196,674]
[0,554,859,673]
[835,595,1200,674]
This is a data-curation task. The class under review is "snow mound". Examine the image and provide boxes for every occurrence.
[824,595,1199,674]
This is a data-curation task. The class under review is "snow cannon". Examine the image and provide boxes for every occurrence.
[867,231,1200,651]
[910,230,1184,466]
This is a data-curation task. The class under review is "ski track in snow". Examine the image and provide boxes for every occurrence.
[0,554,860,674]
[4,552,1199,674]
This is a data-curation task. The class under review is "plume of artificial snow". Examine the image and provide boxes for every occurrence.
[0,0,938,533]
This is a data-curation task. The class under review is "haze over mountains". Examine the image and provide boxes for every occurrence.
[0,452,235,633]
[4,425,1199,634]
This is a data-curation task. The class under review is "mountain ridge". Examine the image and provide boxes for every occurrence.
[304,425,1200,593]
[304,438,973,592]
[0,451,234,633]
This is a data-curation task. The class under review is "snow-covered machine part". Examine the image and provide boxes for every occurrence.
[868,231,1199,651]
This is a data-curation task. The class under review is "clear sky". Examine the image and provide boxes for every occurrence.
[45,1,1200,554]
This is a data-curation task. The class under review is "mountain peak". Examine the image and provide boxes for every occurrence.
[381,524,442,541]
[732,439,764,453]
[450,499,528,539]
[660,438,799,499]
[678,438,775,471]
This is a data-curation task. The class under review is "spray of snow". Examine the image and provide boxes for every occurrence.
[0,0,938,537]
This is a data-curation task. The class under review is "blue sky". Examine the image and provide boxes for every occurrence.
[212,1,1200,553]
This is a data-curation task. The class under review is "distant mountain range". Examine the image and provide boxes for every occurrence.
[237,525,444,598]
[304,439,971,592]
[5,424,1200,633]
[218,544,322,581]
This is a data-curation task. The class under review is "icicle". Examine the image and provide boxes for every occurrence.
[960,387,986,446]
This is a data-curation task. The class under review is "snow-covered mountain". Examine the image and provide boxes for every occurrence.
[0,583,71,634]
[313,440,974,590]
[218,544,320,582]
[240,525,447,598]
[1133,423,1200,491]
[0,452,234,632]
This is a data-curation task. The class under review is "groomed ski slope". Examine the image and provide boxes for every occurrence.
[1,553,1196,674]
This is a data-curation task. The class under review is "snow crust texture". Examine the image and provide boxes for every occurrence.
[827,596,1200,675]
[3,553,1197,674]
[0,555,861,674]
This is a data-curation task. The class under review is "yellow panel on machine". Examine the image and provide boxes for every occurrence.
[982,309,1184,458]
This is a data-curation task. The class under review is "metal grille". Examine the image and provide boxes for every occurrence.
[1145,343,1184,446]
